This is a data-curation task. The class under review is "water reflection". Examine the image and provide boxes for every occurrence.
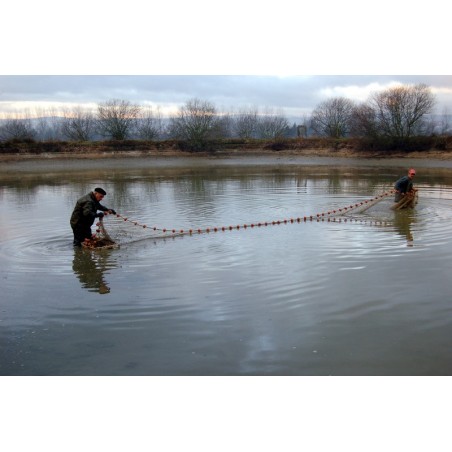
[72,247,116,294]
[2,158,452,375]
[393,210,416,246]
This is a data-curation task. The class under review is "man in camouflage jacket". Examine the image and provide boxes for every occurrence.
[70,187,115,246]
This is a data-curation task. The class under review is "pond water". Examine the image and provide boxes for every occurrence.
[1,156,452,375]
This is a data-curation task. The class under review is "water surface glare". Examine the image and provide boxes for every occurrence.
[1,157,452,375]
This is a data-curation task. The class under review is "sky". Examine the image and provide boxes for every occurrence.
[1,75,452,120]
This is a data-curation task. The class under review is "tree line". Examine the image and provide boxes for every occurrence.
[0,84,450,149]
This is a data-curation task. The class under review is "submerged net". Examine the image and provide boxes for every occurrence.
[88,189,416,249]
[391,190,418,210]
[82,218,119,249]
[89,214,187,248]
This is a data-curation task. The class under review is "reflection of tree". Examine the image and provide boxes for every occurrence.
[72,248,117,294]
[393,211,416,246]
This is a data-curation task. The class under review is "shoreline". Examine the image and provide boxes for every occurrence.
[2,146,452,160]
[2,148,452,172]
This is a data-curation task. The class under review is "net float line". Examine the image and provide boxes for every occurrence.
[106,190,396,238]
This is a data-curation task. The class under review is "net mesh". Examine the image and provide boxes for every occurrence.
[391,190,418,210]
[89,215,185,248]
[87,189,415,249]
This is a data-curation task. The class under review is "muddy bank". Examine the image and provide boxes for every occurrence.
[2,144,452,161]
[2,148,452,173]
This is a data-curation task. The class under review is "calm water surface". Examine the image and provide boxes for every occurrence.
[1,156,452,375]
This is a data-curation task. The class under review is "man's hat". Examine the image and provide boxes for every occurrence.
[94,187,107,195]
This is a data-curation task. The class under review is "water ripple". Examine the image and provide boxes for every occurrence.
[3,167,452,375]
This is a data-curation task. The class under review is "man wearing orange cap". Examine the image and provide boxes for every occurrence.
[394,168,416,203]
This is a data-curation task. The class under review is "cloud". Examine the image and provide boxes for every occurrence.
[1,75,452,118]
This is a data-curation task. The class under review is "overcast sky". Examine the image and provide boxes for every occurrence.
[1,75,452,119]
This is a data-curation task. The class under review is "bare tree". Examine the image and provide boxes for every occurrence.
[136,106,163,140]
[255,108,289,139]
[97,99,141,140]
[350,103,379,137]
[168,98,222,148]
[297,114,311,138]
[369,83,435,139]
[0,115,36,140]
[438,106,451,135]
[311,97,355,138]
[424,106,452,136]
[422,114,437,136]
[61,106,96,141]
[215,112,234,139]
[33,107,64,140]
[233,107,259,138]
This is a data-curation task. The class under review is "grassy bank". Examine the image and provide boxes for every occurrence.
[1,136,452,160]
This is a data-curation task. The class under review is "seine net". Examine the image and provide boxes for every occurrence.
[88,214,186,248]
[85,190,409,249]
